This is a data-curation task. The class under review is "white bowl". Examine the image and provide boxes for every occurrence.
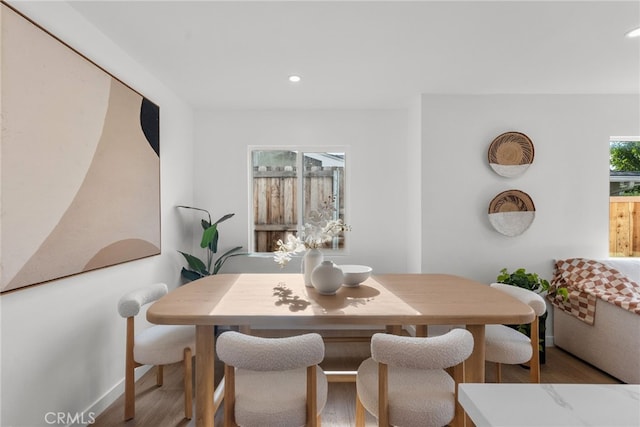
[339,265,372,287]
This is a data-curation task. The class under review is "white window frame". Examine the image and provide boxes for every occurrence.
[247,145,350,254]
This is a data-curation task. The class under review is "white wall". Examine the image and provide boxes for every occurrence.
[421,94,639,281]
[197,96,640,283]
[420,94,640,338]
[194,109,412,274]
[1,3,194,426]
[193,98,640,344]
[406,96,423,273]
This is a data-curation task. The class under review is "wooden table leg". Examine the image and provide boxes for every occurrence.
[464,325,485,427]
[196,325,215,427]
[465,325,485,383]
[385,325,402,335]
[451,361,465,427]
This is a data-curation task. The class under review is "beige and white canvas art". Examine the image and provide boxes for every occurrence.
[0,4,160,292]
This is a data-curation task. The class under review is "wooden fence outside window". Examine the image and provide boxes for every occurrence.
[610,196,640,257]
[253,166,345,253]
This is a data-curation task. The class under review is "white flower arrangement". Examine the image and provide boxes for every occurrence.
[273,234,307,267]
[273,202,350,267]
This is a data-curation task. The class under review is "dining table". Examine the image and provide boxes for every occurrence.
[147,273,535,427]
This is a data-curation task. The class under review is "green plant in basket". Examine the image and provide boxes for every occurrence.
[497,268,549,292]
[497,268,568,299]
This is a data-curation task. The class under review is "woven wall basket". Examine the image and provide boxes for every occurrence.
[488,190,535,236]
[488,132,534,178]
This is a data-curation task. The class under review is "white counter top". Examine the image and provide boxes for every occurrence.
[458,383,640,427]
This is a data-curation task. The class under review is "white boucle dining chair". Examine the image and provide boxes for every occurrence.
[216,331,328,427]
[355,328,474,427]
[117,283,196,421]
[484,283,547,383]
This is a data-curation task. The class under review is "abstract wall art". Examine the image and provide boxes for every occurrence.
[0,3,161,293]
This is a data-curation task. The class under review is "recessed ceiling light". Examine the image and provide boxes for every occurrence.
[626,27,640,38]
[288,75,301,83]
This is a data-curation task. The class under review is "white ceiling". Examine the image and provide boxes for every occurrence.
[67,0,640,109]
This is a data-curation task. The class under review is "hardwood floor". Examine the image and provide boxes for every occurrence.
[93,330,622,427]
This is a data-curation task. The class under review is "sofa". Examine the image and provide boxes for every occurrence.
[550,258,640,384]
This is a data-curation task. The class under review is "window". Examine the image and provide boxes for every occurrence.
[609,137,640,257]
[249,148,347,253]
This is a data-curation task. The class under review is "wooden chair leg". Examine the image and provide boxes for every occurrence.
[223,364,237,427]
[495,362,502,383]
[530,316,541,383]
[306,365,318,427]
[124,317,135,421]
[184,347,193,419]
[378,362,390,427]
[156,365,164,386]
[355,393,366,427]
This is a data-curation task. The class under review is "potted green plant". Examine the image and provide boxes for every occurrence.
[177,205,244,281]
[496,268,567,364]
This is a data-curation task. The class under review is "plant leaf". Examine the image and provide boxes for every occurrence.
[181,267,205,282]
[210,229,220,253]
[200,224,217,248]
[178,251,208,273]
[557,287,570,301]
[177,205,212,225]
[213,213,235,225]
[213,246,244,274]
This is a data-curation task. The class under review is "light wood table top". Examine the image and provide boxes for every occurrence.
[147,273,535,427]
[148,273,534,326]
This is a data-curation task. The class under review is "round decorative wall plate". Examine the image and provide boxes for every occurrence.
[488,190,535,236]
[488,132,534,178]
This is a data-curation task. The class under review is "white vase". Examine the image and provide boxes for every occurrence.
[311,260,344,295]
[302,248,323,287]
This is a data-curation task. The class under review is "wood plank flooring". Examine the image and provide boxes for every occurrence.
[93,330,622,427]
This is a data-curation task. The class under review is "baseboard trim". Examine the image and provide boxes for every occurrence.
[72,365,151,427]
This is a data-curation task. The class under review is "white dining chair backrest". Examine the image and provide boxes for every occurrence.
[216,331,328,427]
[217,331,325,371]
[117,282,195,421]
[371,328,474,369]
[356,328,474,427]
[118,282,168,318]
[486,282,546,384]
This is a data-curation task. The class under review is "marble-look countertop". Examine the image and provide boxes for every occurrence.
[458,383,640,427]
